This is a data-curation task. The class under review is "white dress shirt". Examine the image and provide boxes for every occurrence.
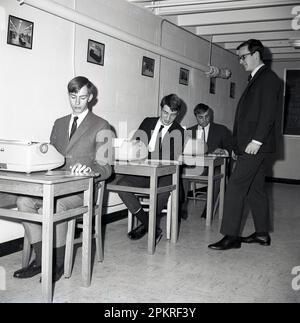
[69,109,89,137]
[196,123,210,143]
[148,120,172,152]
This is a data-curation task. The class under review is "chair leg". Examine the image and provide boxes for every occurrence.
[128,211,133,233]
[192,182,196,206]
[64,219,76,278]
[95,183,105,262]
[166,195,172,240]
[22,233,31,268]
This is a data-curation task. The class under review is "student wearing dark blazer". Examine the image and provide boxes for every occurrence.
[181,104,233,219]
[117,94,186,243]
[209,39,282,250]
[13,76,112,280]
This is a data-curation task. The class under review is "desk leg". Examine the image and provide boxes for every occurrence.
[219,160,226,220]
[82,178,93,287]
[206,161,214,226]
[148,169,158,255]
[42,184,54,303]
[171,165,179,243]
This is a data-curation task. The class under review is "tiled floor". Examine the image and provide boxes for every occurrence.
[1,182,300,303]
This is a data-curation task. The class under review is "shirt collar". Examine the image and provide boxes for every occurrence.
[72,109,89,123]
[251,64,265,78]
[158,119,172,131]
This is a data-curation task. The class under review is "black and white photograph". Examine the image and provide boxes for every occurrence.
[1,0,300,306]
[87,39,105,66]
[7,15,34,49]
[179,67,189,85]
[141,56,155,77]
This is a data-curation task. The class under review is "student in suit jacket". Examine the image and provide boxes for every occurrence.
[209,39,281,250]
[117,94,186,243]
[181,103,233,219]
[14,76,112,281]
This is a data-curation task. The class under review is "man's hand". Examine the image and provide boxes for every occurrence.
[245,142,261,155]
[70,163,92,175]
[212,148,229,156]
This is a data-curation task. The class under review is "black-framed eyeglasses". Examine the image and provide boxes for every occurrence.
[239,52,252,61]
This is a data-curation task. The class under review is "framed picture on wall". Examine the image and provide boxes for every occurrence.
[209,77,216,94]
[7,15,34,50]
[230,82,236,98]
[142,56,155,77]
[179,68,189,86]
[87,39,105,66]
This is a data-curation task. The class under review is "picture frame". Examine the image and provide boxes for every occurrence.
[87,39,105,66]
[209,77,216,94]
[7,15,34,50]
[230,82,236,99]
[142,56,155,78]
[179,68,189,86]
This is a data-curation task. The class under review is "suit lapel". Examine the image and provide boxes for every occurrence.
[239,65,267,102]
[66,112,93,152]
[207,123,214,148]
[237,65,267,118]
[60,115,72,154]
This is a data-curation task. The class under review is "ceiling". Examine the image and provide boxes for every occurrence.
[127,0,300,61]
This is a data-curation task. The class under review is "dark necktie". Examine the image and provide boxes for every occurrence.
[158,125,164,150]
[70,116,78,140]
[157,124,165,160]
[199,126,205,142]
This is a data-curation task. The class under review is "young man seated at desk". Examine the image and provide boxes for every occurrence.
[13,76,112,282]
[116,94,187,244]
[181,103,233,219]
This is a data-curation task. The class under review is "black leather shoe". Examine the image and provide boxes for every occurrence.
[13,261,41,279]
[155,227,163,245]
[241,232,271,246]
[128,224,147,240]
[208,235,241,250]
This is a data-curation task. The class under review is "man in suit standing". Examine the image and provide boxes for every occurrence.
[13,76,112,280]
[208,39,281,250]
[117,94,186,243]
[181,103,233,219]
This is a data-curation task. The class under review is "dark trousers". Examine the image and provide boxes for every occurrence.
[220,153,271,237]
[117,175,171,228]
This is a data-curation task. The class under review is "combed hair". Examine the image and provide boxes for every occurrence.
[194,103,210,115]
[67,76,95,94]
[160,94,182,113]
[237,39,264,60]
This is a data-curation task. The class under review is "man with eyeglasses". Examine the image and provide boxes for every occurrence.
[208,39,281,250]
[13,76,112,281]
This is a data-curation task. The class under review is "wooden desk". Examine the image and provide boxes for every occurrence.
[0,171,94,303]
[179,154,226,226]
[106,159,179,254]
